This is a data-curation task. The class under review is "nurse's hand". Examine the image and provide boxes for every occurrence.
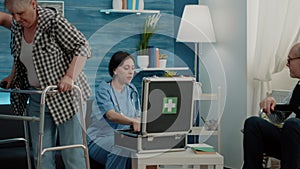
[131,117,141,132]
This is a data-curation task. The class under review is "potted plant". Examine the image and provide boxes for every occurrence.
[137,13,161,55]
[136,13,161,69]
[159,54,168,68]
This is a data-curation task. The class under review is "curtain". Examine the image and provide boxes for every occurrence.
[250,0,300,115]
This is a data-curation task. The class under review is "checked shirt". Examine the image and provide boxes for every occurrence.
[9,6,92,125]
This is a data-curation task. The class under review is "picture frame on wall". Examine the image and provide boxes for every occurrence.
[38,1,64,16]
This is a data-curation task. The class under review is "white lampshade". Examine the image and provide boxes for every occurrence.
[177,5,216,43]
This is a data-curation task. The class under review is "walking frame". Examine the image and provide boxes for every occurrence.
[0,85,90,169]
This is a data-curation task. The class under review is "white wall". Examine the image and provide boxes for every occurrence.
[247,0,258,116]
[271,68,297,90]
[201,0,247,168]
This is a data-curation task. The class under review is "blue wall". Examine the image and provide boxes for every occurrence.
[0,0,198,96]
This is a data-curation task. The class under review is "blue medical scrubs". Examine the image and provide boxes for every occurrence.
[87,80,140,169]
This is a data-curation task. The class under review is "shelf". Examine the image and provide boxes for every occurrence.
[100,9,160,15]
[189,127,218,136]
[199,93,218,100]
[135,67,189,72]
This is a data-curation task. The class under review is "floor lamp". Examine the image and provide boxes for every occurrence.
[177,5,216,143]
[176,5,216,81]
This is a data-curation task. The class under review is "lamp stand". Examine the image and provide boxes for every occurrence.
[194,42,202,143]
[194,43,200,82]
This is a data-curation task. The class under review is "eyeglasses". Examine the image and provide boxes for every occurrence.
[287,57,300,64]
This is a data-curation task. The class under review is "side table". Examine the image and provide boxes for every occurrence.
[132,144,224,169]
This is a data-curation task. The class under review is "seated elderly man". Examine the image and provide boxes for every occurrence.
[242,43,300,169]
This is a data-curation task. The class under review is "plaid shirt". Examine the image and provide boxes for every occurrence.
[10,6,92,125]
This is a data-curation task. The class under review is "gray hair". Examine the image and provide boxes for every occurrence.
[4,0,33,12]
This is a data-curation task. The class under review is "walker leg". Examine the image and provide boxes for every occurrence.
[80,102,90,169]
[84,146,90,169]
[37,102,46,169]
[37,134,43,169]
[23,118,32,169]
